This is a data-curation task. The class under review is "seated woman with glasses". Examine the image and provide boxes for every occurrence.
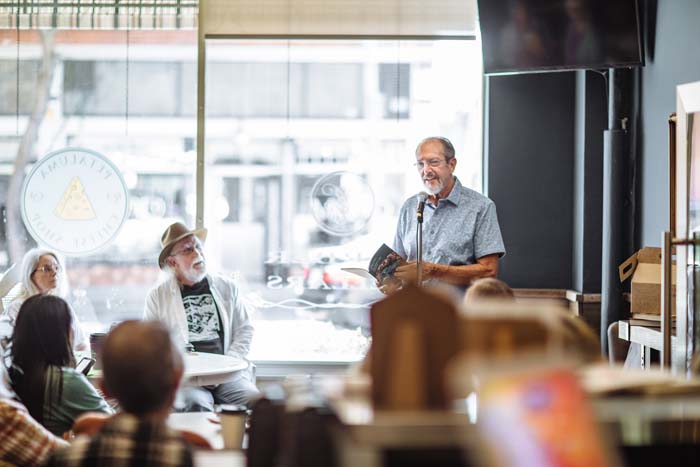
[1,248,88,351]
[9,295,112,437]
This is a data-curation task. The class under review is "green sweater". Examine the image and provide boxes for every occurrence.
[43,366,112,436]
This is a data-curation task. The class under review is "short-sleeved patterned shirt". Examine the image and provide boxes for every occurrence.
[393,177,505,287]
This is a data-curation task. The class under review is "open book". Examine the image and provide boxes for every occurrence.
[342,243,406,284]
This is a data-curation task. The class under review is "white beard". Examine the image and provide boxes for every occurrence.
[423,177,444,195]
[179,261,207,285]
[188,270,207,284]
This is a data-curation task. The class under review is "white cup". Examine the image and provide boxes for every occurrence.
[218,405,248,449]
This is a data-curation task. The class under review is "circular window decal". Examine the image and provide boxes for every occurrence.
[21,147,130,256]
[310,171,374,236]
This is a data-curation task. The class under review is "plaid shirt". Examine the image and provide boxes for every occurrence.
[45,413,194,467]
[0,399,67,467]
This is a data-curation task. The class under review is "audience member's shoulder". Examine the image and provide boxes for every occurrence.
[105,415,194,464]
[207,274,245,301]
[153,273,178,290]
[208,272,238,287]
[45,435,91,466]
[58,366,84,378]
[145,275,179,301]
[0,316,13,349]
[0,397,26,417]
[56,367,92,389]
[4,299,23,321]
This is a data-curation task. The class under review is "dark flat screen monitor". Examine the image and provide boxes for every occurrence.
[478,0,643,75]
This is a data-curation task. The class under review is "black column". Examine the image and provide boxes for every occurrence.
[600,68,629,353]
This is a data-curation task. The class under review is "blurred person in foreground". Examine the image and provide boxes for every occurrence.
[465,278,601,362]
[144,222,259,411]
[1,248,88,352]
[46,320,195,467]
[464,277,515,302]
[389,137,505,294]
[9,295,112,437]
[0,356,67,466]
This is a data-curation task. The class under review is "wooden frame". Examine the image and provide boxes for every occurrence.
[674,81,700,373]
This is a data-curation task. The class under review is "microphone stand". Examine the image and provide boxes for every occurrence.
[416,197,426,285]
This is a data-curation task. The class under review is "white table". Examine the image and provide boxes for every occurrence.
[184,352,248,387]
[193,451,245,467]
[168,412,248,463]
[168,412,225,450]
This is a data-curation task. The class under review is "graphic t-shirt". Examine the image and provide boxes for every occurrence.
[181,278,224,354]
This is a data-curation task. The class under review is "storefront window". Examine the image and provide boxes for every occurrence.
[0,30,198,334]
[0,30,482,364]
[203,39,483,363]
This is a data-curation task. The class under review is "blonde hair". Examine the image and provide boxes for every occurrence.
[464,278,514,302]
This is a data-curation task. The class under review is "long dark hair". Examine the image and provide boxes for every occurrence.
[9,294,75,423]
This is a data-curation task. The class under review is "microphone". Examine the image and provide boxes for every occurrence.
[417,191,429,224]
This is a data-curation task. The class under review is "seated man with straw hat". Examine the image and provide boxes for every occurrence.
[144,222,259,411]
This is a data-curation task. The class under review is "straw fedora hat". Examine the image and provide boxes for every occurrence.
[158,222,208,269]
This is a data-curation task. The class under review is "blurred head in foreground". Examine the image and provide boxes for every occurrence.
[464,278,514,302]
[464,278,600,362]
[101,320,184,417]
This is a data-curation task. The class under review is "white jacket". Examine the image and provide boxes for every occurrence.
[143,273,253,360]
[3,298,89,352]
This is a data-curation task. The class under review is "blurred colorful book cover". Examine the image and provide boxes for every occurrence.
[477,367,615,467]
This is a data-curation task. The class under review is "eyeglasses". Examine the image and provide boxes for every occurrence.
[170,243,203,257]
[414,158,448,170]
[34,265,61,274]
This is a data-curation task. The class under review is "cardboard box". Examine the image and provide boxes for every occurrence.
[619,247,676,316]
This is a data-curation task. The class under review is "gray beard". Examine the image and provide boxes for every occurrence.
[424,178,444,195]
[179,267,206,285]
[190,270,207,283]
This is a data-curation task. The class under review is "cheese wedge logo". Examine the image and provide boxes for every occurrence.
[54,177,96,220]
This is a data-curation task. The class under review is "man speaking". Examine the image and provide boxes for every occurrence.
[392,137,505,291]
